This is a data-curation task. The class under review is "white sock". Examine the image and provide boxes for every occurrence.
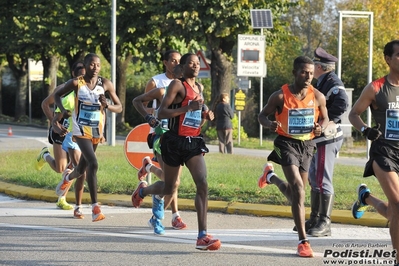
[92,203,99,209]
[75,205,82,210]
[172,212,180,220]
[145,163,153,173]
[43,153,50,160]
[58,196,65,201]
[266,172,275,183]
[155,195,164,201]
[299,239,308,244]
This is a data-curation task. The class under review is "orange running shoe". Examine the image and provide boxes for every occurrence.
[131,181,147,208]
[172,216,187,230]
[55,169,73,196]
[257,163,274,189]
[297,241,314,257]
[92,205,105,222]
[74,207,84,219]
[137,156,152,181]
[196,234,221,251]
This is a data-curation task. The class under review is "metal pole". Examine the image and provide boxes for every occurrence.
[28,59,32,124]
[108,0,117,146]
[238,111,241,145]
[366,13,374,159]
[337,12,343,79]
[259,28,263,146]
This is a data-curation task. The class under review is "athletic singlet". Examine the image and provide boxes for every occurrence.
[71,76,106,141]
[149,73,174,134]
[55,91,75,131]
[371,76,399,148]
[276,84,317,140]
[168,79,203,137]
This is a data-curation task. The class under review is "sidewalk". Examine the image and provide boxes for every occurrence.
[0,180,388,228]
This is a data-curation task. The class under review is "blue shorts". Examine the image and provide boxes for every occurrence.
[62,132,80,152]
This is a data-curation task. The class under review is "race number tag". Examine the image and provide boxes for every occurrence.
[182,101,202,129]
[385,109,399,140]
[77,103,101,127]
[288,108,315,134]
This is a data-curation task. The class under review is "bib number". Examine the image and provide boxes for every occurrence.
[287,108,315,135]
[386,109,399,140]
[77,103,101,127]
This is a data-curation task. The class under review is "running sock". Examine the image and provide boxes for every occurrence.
[154,195,164,201]
[139,188,145,198]
[198,230,207,239]
[266,172,275,183]
[172,212,180,220]
[58,196,65,201]
[75,205,82,210]
[92,203,98,209]
[299,239,309,244]
[43,153,50,160]
[361,191,370,205]
[145,163,153,174]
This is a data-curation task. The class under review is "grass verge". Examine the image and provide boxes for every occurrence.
[0,144,386,211]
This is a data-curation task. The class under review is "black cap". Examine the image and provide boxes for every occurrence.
[313,47,338,65]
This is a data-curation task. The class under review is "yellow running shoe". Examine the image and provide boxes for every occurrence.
[35,147,49,171]
[56,197,73,210]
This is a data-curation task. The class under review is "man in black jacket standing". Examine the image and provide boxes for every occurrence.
[305,47,349,237]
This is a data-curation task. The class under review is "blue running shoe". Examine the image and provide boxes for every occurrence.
[148,216,165,235]
[152,195,164,220]
[352,184,370,219]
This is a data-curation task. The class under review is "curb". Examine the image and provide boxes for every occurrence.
[0,180,388,228]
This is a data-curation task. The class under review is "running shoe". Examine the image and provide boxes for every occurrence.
[92,205,105,222]
[297,241,314,257]
[35,147,49,171]
[196,234,221,251]
[148,216,165,235]
[55,169,73,196]
[56,197,73,210]
[152,195,164,220]
[131,181,147,208]
[257,163,274,188]
[137,156,152,181]
[352,184,370,219]
[172,216,187,230]
[74,207,84,219]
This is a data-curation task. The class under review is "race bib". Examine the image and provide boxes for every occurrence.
[385,109,399,140]
[77,103,101,127]
[182,109,202,129]
[287,108,315,135]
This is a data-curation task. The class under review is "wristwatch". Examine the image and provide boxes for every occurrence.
[361,126,367,134]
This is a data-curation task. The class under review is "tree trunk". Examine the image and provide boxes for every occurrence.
[6,54,28,120]
[210,48,233,107]
[115,53,132,124]
[42,55,59,96]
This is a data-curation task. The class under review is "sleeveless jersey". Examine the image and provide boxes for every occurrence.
[371,76,399,148]
[276,84,317,140]
[55,91,75,131]
[149,73,174,134]
[71,76,106,140]
[168,79,203,137]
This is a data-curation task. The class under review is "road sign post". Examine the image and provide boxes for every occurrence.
[124,123,159,184]
[196,50,211,79]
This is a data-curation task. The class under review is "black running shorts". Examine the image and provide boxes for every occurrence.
[267,135,316,173]
[160,131,209,167]
[364,139,399,177]
[48,126,65,145]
